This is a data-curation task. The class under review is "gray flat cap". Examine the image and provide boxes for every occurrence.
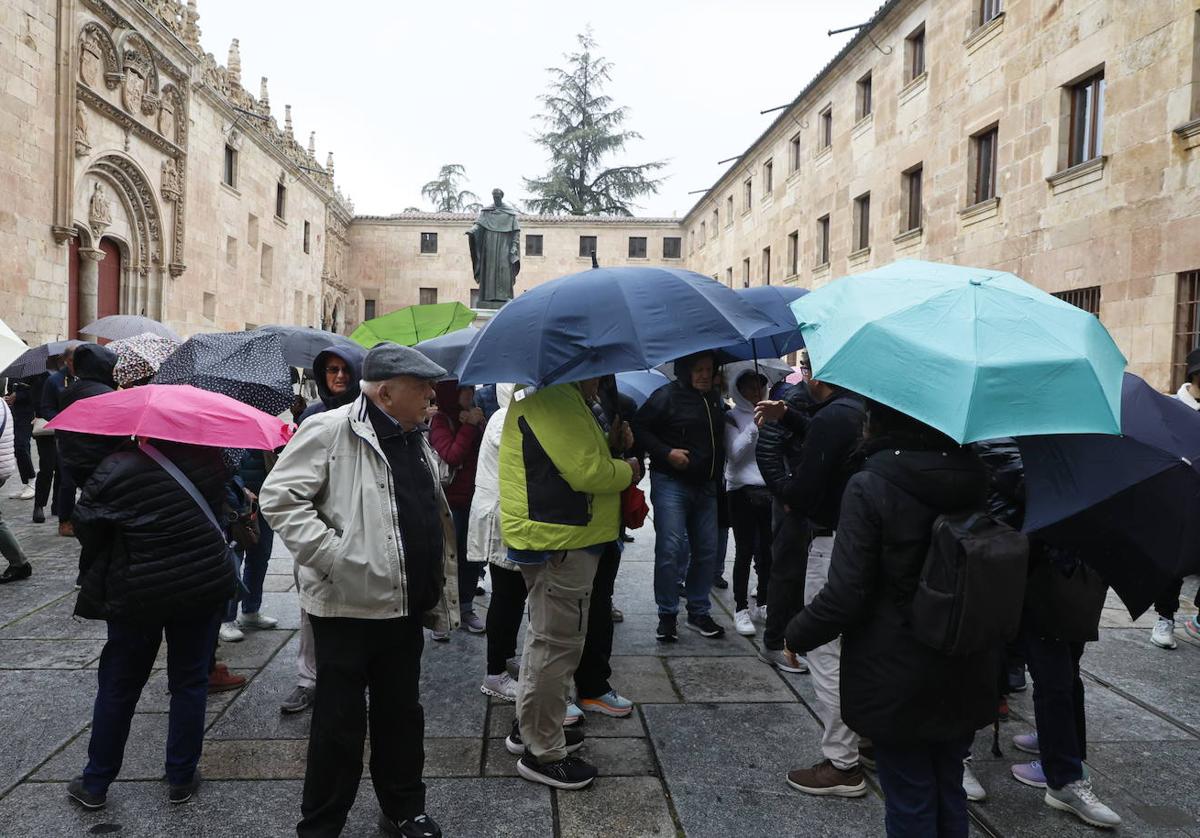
[362,342,447,382]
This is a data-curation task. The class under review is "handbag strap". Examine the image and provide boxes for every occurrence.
[141,442,226,540]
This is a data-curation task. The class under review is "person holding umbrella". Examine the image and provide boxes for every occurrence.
[0,389,33,583]
[39,346,76,535]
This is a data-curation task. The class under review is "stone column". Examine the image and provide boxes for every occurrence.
[77,247,105,329]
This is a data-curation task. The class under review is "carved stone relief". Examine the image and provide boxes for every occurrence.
[75,100,91,158]
[160,157,181,202]
[88,182,112,237]
[78,23,120,90]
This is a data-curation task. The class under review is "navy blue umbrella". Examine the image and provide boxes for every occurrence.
[256,325,362,370]
[455,267,786,387]
[716,285,809,362]
[414,326,480,380]
[615,370,671,408]
[1018,373,1200,616]
[153,331,293,417]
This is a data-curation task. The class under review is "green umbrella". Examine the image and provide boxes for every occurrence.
[789,259,1126,443]
[349,302,477,348]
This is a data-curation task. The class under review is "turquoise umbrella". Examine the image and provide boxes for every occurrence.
[789,259,1126,443]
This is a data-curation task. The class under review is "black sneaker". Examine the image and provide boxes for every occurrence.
[168,769,200,804]
[656,614,677,643]
[712,575,730,590]
[516,752,597,790]
[67,777,105,810]
[686,614,726,638]
[505,719,584,755]
[378,812,443,838]
[0,563,32,584]
[32,506,45,523]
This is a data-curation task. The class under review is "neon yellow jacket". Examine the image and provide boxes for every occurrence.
[499,382,633,551]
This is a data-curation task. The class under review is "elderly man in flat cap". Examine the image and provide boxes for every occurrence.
[261,342,459,838]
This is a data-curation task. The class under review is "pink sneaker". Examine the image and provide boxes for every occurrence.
[1011,760,1047,789]
[1185,617,1200,642]
[1013,732,1040,755]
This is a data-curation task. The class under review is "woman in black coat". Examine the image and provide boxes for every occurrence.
[786,402,997,838]
[67,439,235,811]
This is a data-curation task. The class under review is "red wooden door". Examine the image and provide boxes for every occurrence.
[68,236,80,338]
[97,238,121,319]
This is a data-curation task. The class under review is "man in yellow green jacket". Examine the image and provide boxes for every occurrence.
[499,380,640,790]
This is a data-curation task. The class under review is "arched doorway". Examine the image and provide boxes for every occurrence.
[97,237,121,320]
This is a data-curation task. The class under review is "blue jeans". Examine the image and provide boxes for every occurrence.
[1022,629,1087,790]
[874,735,972,838]
[650,472,718,618]
[240,514,274,615]
[83,612,218,793]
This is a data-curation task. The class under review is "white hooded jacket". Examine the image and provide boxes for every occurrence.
[724,371,766,492]
[1177,383,1199,411]
[0,400,14,484]
[467,384,518,571]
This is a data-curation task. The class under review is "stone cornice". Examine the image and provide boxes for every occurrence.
[352,212,683,227]
[1173,117,1200,150]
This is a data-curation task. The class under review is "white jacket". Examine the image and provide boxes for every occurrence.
[724,383,765,492]
[0,401,14,484]
[1177,383,1199,411]
[260,393,459,629]
[467,384,518,571]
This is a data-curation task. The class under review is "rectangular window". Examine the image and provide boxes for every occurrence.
[979,0,1003,26]
[787,231,799,276]
[247,214,259,249]
[763,159,774,195]
[364,299,377,321]
[260,243,273,282]
[202,292,216,321]
[275,182,287,219]
[711,208,719,237]
[789,133,802,172]
[420,232,438,254]
[742,257,751,288]
[725,267,734,287]
[853,193,871,251]
[223,144,237,187]
[1052,286,1101,315]
[906,24,926,82]
[470,288,481,309]
[663,237,682,259]
[819,105,833,149]
[903,165,923,232]
[725,195,734,225]
[302,221,311,254]
[579,235,597,258]
[628,236,647,258]
[1068,71,1105,167]
[419,287,438,306]
[762,246,772,285]
[225,236,237,268]
[743,177,753,210]
[817,215,831,265]
[1175,270,1200,385]
[857,72,873,120]
[525,234,543,256]
[972,126,999,204]
[699,222,707,245]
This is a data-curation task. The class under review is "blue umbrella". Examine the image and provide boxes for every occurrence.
[455,267,786,387]
[1018,373,1200,616]
[716,285,809,362]
[616,370,671,408]
[414,326,480,379]
[153,331,293,416]
[256,325,362,370]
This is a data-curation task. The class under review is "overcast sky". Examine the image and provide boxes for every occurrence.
[197,0,883,218]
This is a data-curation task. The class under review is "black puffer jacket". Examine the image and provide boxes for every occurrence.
[58,344,121,485]
[756,382,814,497]
[74,440,235,622]
[779,391,865,530]
[634,356,726,484]
[786,442,998,745]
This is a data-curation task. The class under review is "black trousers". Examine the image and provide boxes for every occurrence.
[1154,577,1198,618]
[299,615,426,838]
[575,543,621,700]
[763,504,809,652]
[729,486,774,611]
[34,436,58,511]
[485,565,528,675]
[12,414,34,483]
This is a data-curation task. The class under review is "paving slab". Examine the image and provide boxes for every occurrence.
[0,669,95,793]
[1080,628,1200,732]
[488,702,646,738]
[0,638,103,668]
[611,612,759,657]
[1006,673,1192,744]
[1085,740,1200,831]
[666,655,797,703]
[557,775,677,837]
[206,636,312,740]
[610,654,680,703]
[0,595,108,639]
[132,668,250,714]
[644,702,884,838]
[420,631,489,738]
[34,712,219,781]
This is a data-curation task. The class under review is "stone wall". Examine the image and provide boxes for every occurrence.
[681,0,1200,390]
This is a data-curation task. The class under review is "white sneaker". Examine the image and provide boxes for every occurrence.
[9,485,34,500]
[734,609,756,636]
[962,757,986,801]
[1045,778,1122,828]
[238,611,278,630]
[481,673,519,702]
[756,604,768,622]
[218,621,244,643]
[1150,617,1177,650]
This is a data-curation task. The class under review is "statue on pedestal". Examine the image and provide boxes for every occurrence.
[466,188,520,308]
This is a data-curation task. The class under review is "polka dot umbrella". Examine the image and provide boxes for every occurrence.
[151,331,293,417]
[109,332,180,387]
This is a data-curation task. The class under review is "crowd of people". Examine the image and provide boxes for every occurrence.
[2,335,1199,838]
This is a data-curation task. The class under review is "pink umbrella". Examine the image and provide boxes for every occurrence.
[46,384,293,450]
[785,366,808,385]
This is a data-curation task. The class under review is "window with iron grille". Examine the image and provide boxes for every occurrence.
[1068,71,1105,167]
[906,24,926,82]
[628,236,647,258]
[419,287,438,306]
[1175,270,1200,385]
[1052,286,1100,315]
[663,237,681,259]
[525,234,543,256]
[420,232,438,254]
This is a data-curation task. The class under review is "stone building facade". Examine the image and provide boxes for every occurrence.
[0,0,353,344]
[680,0,1200,390]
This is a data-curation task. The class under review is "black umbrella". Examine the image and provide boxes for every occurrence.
[256,325,363,370]
[413,327,480,380]
[1018,373,1200,616]
[152,331,293,416]
[1,339,87,378]
[80,314,181,342]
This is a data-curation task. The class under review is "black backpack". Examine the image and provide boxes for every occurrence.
[910,511,1029,656]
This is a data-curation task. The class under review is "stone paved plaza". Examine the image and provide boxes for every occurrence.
[1,493,1199,837]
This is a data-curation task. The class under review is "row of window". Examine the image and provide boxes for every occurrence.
[418,232,684,260]
[222,144,313,255]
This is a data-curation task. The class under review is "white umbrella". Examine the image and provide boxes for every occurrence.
[0,320,30,376]
[81,314,181,342]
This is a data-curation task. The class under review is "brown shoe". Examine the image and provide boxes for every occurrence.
[58,521,75,537]
[787,759,868,797]
[208,663,246,693]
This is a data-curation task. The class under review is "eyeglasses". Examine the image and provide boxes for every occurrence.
[325,366,349,376]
